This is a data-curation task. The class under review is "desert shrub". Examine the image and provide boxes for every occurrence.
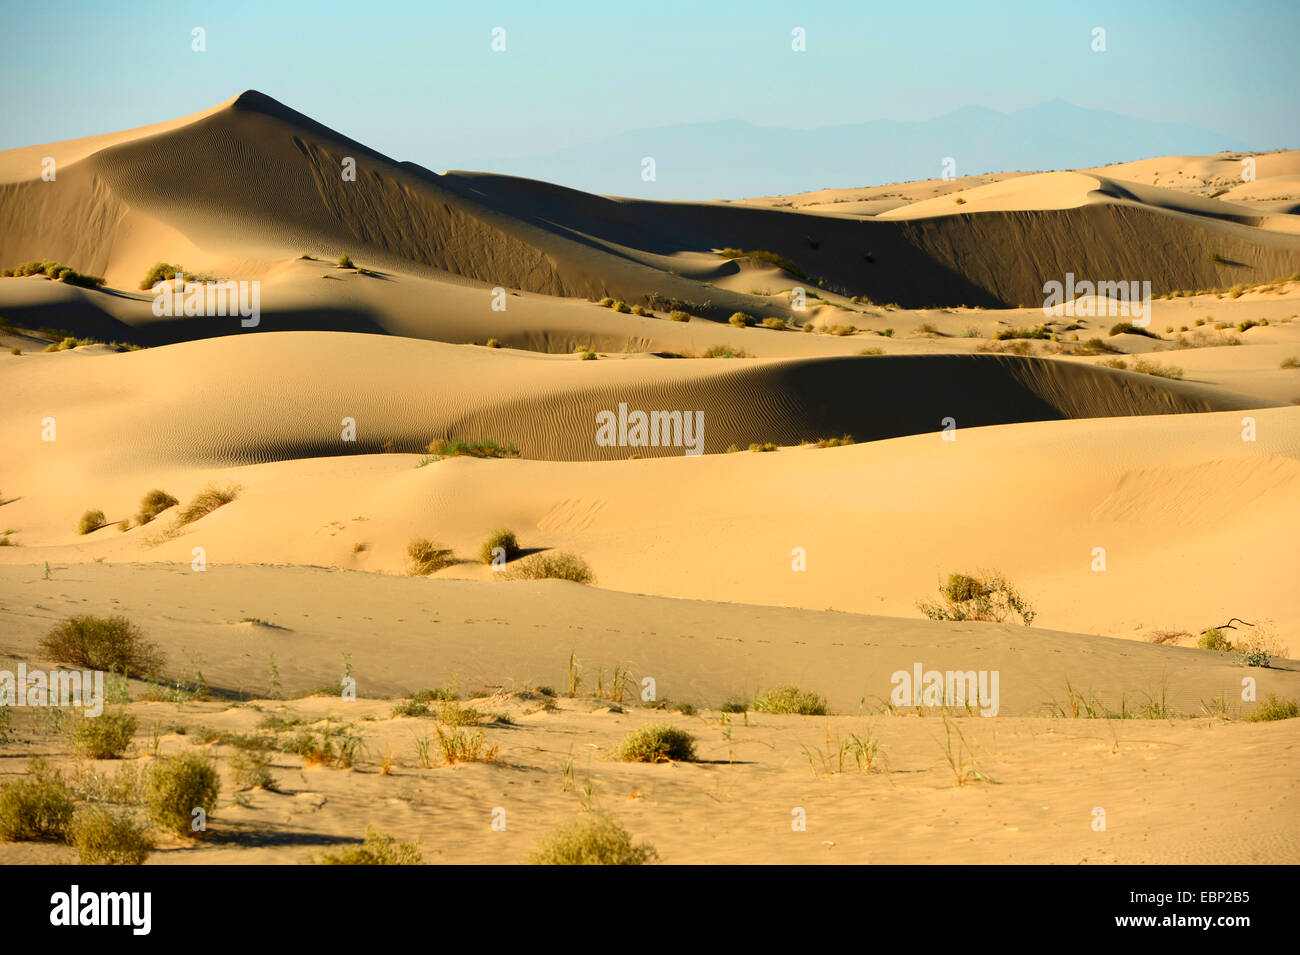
[174,482,240,527]
[613,724,696,762]
[718,248,808,281]
[228,749,275,789]
[761,317,787,330]
[40,615,164,673]
[503,551,594,584]
[486,338,502,348]
[729,312,753,328]
[994,326,1050,340]
[1239,647,1270,668]
[145,753,220,837]
[426,438,520,458]
[668,310,690,322]
[139,263,184,290]
[700,345,750,358]
[749,442,777,452]
[753,685,827,715]
[598,297,615,307]
[858,347,885,355]
[1197,628,1234,652]
[1245,694,1298,722]
[720,698,749,713]
[917,570,1036,626]
[407,538,455,575]
[434,724,498,764]
[68,709,136,759]
[827,324,856,336]
[815,435,854,448]
[77,509,105,535]
[1132,358,1183,380]
[576,347,597,360]
[612,301,632,314]
[1109,322,1159,338]
[528,813,658,865]
[0,760,74,841]
[1281,356,1300,369]
[67,806,152,864]
[135,489,178,525]
[479,528,521,565]
[631,305,651,316]
[317,826,423,865]
[338,254,355,269]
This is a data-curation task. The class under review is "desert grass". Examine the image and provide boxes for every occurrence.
[753,685,828,716]
[175,482,240,527]
[77,509,105,535]
[1246,694,1298,722]
[135,489,178,525]
[144,753,220,837]
[527,813,658,865]
[317,826,422,865]
[40,615,165,674]
[0,758,74,841]
[503,551,594,584]
[479,528,521,566]
[67,806,152,864]
[425,437,520,459]
[407,538,455,575]
[917,570,1036,626]
[612,724,697,762]
[66,709,136,759]
[434,724,498,764]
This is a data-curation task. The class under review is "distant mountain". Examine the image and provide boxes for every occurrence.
[451,100,1250,201]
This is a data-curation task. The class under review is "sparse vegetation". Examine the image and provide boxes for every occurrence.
[135,489,178,525]
[917,571,1036,626]
[41,615,164,674]
[748,442,777,452]
[668,310,690,322]
[1109,322,1160,339]
[718,248,808,282]
[612,724,697,762]
[1246,694,1298,722]
[317,826,423,865]
[753,685,828,716]
[338,254,355,269]
[5,260,105,288]
[503,551,594,584]
[175,482,240,527]
[145,753,220,837]
[479,528,521,565]
[138,262,185,290]
[426,438,520,459]
[1198,628,1233,652]
[527,813,658,865]
[407,538,455,575]
[67,806,152,864]
[1132,358,1184,380]
[0,760,74,841]
[761,317,787,330]
[729,312,754,328]
[67,709,136,759]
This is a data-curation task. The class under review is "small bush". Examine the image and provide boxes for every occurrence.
[917,570,1036,626]
[68,709,137,759]
[729,312,753,328]
[528,813,658,865]
[753,685,827,715]
[68,806,152,864]
[1245,694,1298,722]
[1109,322,1159,338]
[1132,358,1184,380]
[612,301,632,314]
[0,760,74,841]
[994,326,1050,340]
[1197,628,1234,652]
[717,248,808,281]
[175,483,240,527]
[503,551,594,584]
[426,438,520,458]
[631,305,652,316]
[145,753,220,837]
[479,528,521,566]
[41,615,164,673]
[815,435,854,448]
[613,724,697,762]
[77,509,106,535]
[486,338,502,348]
[407,538,455,575]
[700,345,750,358]
[317,826,423,865]
[761,317,787,330]
[228,749,275,789]
[139,263,184,290]
[598,297,615,307]
[668,310,690,322]
[338,254,355,269]
[135,489,178,525]
[749,442,777,452]
[1279,356,1299,369]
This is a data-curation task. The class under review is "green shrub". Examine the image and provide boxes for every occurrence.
[753,685,827,715]
[528,813,658,865]
[77,509,105,535]
[40,615,164,673]
[503,551,594,584]
[729,312,754,328]
[0,760,74,841]
[612,301,631,314]
[175,482,240,526]
[67,806,152,864]
[1197,628,1234,652]
[145,753,220,837]
[317,826,423,864]
[407,537,455,575]
[612,724,697,762]
[139,263,184,290]
[479,528,521,565]
[68,709,136,759]
[135,489,178,525]
[917,570,1037,626]
[1245,694,1298,722]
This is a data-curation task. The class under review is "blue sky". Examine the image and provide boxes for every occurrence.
[2,0,1296,166]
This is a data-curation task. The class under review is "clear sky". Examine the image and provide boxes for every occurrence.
[2,0,1296,166]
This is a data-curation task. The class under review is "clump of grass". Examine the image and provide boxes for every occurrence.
[145,753,219,837]
[175,482,240,527]
[486,338,502,348]
[749,442,778,452]
[426,438,520,458]
[729,312,754,328]
[67,709,136,759]
[753,685,827,715]
[668,310,690,322]
[1132,358,1184,380]
[613,724,697,762]
[825,324,857,336]
[135,489,178,525]
[631,305,652,317]
[479,528,521,565]
[68,806,152,864]
[1245,694,1298,722]
[994,326,1051,340]
[40,615,164,673]
[699,345,750,358]
[434,724,498,764]
[407,538,455,575]
[317,826,423,864]
[1197,628,1234,652]
[337,254,355,269]
[139,262,185,290]
[612,300,632,314]
[1109,322,1160,339]
[528,813,658,865]
[858,347,885,356]
[0,759,74,841]
[718,248,808,281]
[575,347,598,360]
[917,570,1036,625]
[1279,356,1299,369]
[815,435,854,448]
[503,551,594,584]
[77,509,105,535]
[761,317,787,330]
[228,749,275,789]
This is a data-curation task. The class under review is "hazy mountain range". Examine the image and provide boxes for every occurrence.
[450,99,1252,200]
